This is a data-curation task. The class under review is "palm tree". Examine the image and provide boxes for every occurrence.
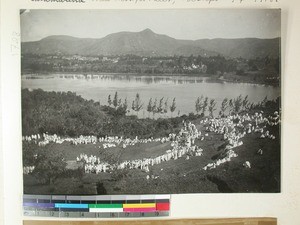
[108,94,112,106]
[233,95,243,113]
[163,98,168,117]
[170,98,176,118]
[208,99,217,118]
[152,98,158,119]
[202,97,209,116]
[219,98,228,117]
[157,97,164,116]
[195,95,204,115]
[113,91,119,108]
[147,98,153,118]
[132,93,143,116]
[242,95,249,111]
[122,97,128,114]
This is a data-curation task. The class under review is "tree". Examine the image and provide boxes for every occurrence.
[202,97,209,116]
[113,92,119,108]
[195,97,200,114]
[229,99,234,113]
[157,97,164,115]
[123,98,128,112]
[108,94,112,106]
[32,146,67,185]
[152,98,158,119]
[233,95,243,113]
[260,95,268,107]
[208,99,217,118]
[163,99,168,116]
[116,97,128,116]
[242,95,249,111]
[147,98,153,118]
[132,93,143,116]
[219,98,229,117]
[195,95,203,115]
[131,100,135,112]
[170,98,176,117]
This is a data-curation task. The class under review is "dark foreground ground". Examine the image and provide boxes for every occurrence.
[23,121,280,195]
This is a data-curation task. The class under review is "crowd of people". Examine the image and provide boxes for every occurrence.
[76,121,205,175]
[201,110,280,170]
[98,135,173,149]
[23,133,66,146]
[23,133,174,150]
[23,110,280,176]
[22,134,41,142]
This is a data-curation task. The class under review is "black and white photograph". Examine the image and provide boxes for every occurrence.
[21,9,281,195]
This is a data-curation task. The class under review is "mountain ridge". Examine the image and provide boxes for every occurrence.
[22,29,280,59]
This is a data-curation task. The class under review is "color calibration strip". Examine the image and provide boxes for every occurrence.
[23,195,170,218]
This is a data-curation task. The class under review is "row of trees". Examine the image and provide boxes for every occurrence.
[106,92,270,119]
[107,92,177,118]
[195,95,271,118]
[107,92,129,116]
[146,97,177,118]
[195,96,216,117]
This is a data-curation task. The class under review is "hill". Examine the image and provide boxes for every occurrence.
[22,29,280,59]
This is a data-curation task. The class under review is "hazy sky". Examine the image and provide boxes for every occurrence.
[20,9,281,42]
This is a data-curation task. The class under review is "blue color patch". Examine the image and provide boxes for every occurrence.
[54,203,89,209]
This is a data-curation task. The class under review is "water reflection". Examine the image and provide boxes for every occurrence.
[22,74,210,85]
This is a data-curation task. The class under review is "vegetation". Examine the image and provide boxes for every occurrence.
[22,89,107,136]
[33,145,67,185]
[22,89,280,140]
[22,89,189,139]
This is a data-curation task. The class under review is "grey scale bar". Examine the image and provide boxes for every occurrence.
[51,195,66,200]
[80,196,97,201]
[66,196,82,201]
[95,195,111,201]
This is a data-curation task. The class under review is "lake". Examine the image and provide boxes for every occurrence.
[22,74,281,117]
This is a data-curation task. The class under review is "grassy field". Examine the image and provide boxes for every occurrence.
[23,120,280,194]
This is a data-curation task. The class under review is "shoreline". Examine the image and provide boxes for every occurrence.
[21,71,212,77]
[21,72,279,87]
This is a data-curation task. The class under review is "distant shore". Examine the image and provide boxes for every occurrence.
[21,72,279,87]
[21,71,211,77]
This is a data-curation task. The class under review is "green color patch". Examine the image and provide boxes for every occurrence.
[88,204,123,208]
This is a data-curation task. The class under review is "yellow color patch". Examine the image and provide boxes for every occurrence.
[123,203,156,208]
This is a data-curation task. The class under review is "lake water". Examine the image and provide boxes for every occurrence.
[22,74,281,117]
